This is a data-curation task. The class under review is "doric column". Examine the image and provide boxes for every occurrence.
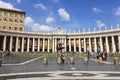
[106,36,109,52]
[3,36,6,51]
[15,37,18,52]
[27,38,29,52]
[89,38,92,52]
[32,38,35,52]
[79,38,81,53]
[100,37,103,52]
[55,38,57,52]
[9,36,13,51]
[47,38,50,52]
[74,38,76,52]
[42,38,45,52]
[118,36,120,52]
[94,37,97,52]
[21,37,24,52]
[64,38,66,52]
[37,38,40,52]
[52,38,54,52]
[84,38,86,52]
[112,36,116,52]
[61,38,63,47]
[69,38,71,52]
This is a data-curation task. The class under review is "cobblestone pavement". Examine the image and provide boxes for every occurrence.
[0,55,120,80]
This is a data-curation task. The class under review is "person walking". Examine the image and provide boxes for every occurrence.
[61,54,65,64]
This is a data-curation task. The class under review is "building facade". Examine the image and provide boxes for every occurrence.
[0,28,120,53]
[0,8,25,31]
[0,8,120,53]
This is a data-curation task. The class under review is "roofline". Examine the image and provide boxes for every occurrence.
[0,8,26,14]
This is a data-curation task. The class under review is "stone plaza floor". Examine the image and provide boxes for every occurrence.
[0,54,120,80]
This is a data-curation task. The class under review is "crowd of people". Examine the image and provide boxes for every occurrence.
[85,46,108,62]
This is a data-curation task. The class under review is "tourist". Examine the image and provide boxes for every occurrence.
[103,51,107,61]
[61,54,66,64]
[6,50,10,56]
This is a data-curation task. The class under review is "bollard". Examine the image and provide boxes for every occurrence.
[93,54,96,58]
[70,57,74,64]
[57,57,61,64]
[99,57,103,64]
[44,57,48,64]
[114,57,119,65]
[84,57,88,64]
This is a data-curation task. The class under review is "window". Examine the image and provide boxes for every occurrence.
[14,27,17,30]
[4,11,8,17]
[9,27,11,30]
[20,20,23,23]
[15,19,18,22]
[19,28,22,31]
[20,14,23,18]
[10,13,13,17]
[15,14,18,18]
[4,18,7,21]
[3,26,6,29]
[9,18,13,22]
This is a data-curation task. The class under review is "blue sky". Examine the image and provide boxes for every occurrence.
[0,0,120,32]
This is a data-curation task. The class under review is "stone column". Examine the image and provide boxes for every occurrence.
[100,37,103,52]
[9,36,13,51]
[69,38,71,52]
[47,38,50,52]
[21,37,24,52]
[94,37,97,52]
[84,38,86,52]
[118,36,120,52]
[89,38,92,52]
[112,36,116,52]
[61,38,64,52]
[79,38,81,53]
[55,38,57,52]
[32,38,35,52]
[43,38,45,52]
[15,37,18,52]
[52,38,54,52]
[64,38,66,52]
[3,36,6,51]
[27,38,29,52]
[106,36,109,52]
[37,38,40,52]
[74,38,76,52]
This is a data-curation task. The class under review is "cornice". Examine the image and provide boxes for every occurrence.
[0,29,120,38]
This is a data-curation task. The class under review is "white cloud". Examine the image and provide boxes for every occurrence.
[25,16,55,32]
[0,0,20,10]
[96,20,106,28]
[17,0,21,3]
[58,8,70,21]
[114,7,120,16]
[46,17,54,23]
[34,3,47,11]
[93,7,104,14]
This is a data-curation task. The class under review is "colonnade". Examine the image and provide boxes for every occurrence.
[0,35,120,53]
